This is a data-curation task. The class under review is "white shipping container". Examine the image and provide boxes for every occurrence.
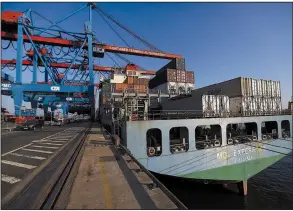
[256,79,263,96]
[190,77,253,98]
[177,83,187,94]
[277,81,281,97]
[252,97,264,115]
[263,97,273,114]
[218,95,230,116]
[186,83,194,94]
[262,80,268,96]
[229,96,254,116]
[267,80,272,97]
[202,95,219,116]
[252,79,258,96]
[240,77,253,96]
[160,94,230,117]
[271,97,282,113]
[271,81,281,97]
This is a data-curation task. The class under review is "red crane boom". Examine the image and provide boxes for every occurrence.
[1,59,156,75]
[1,32,182,60]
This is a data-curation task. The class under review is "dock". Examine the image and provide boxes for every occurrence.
[67,124,182,209]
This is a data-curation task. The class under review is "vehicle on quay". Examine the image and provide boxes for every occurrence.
[16,119,39,131]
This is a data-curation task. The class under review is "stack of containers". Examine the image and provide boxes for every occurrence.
[191,77,281,116]
[252,78,264,115]
[159,93,230,117]
[149,69,177,92]
[186,71,195,94]
[177,70,187,94]
[149,58,195,94]
[270,80,282,114]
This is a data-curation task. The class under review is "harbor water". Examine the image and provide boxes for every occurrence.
[156,153,293,209]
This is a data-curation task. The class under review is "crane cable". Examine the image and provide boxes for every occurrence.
[93,16,147,72]
[95,9,131,48]
[94,5,163,53]
[32,11,86,41]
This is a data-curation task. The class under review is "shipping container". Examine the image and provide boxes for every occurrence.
[176,70,186,83]
[256,79,263,96]
[191,77,255,98]
[156,58,186,75]
[262,80,268,96]
[271,81,281,97]
[185,71,195,84]
[241,77,253,96]
[218,95,230,116]
[267,80,272,97]
[229,96,254,116]
[149,69,177,88]
[150,82,178,94]
[177,83,186,94]
[263,97,273,114]
[252,97,264,115]
[186,83,194,94]
[252,79,257,96]
[160,94,230,117]
[271,97,282,114]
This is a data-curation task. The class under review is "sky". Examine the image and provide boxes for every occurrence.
[1,2,292,113]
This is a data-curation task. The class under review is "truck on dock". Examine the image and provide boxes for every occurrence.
[50,103,69,126]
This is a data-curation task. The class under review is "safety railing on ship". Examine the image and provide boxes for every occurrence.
[127,109,293,121]
[106,85,192,96]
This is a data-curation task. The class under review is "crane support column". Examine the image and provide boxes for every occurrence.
[33,52,38,83]
[16,16,23,84]
[12,85,23,116]
[87,4,95,120]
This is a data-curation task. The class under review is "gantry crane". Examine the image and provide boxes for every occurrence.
[1,3,184,119]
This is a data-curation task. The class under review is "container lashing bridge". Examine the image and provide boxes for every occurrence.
[1,3,183,119]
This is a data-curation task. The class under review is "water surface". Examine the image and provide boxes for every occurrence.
[156,154,293,209]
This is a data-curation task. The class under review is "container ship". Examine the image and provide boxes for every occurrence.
[99,61,292,195]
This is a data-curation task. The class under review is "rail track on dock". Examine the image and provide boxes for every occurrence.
[1,123,92,210]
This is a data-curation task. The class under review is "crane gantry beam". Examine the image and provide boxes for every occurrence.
[1,31,182,60]
[1,59,156,75]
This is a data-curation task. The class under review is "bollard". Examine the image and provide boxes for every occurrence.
[112,135,120,147]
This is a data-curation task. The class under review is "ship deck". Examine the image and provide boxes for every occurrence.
[67,124,179,209]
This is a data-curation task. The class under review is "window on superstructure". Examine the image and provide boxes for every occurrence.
[261,121,278,140]
[226,122,258,145]
[195,125,222,150]
[281,120,290,138]
[169,127,189,153]
[146,128,162,157]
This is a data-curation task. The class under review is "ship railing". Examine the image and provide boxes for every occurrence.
[128,110,292,121]
[227,133,290,144]
[110,86,189,96]
[170,141,189,154]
